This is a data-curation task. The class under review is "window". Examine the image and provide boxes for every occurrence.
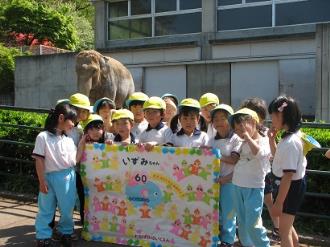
[276,0,330,26]
[156,13,201,36]
[217,0,330,31]
[155,0,176,13]
[107,0,202,40]
[218,5,271,30]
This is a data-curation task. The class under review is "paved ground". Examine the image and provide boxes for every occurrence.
[0,197,327,247]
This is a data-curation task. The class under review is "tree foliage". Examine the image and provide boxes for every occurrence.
[0,0,80,50]
[0,43,20,92]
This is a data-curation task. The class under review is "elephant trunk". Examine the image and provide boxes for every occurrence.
[77,75,93,96]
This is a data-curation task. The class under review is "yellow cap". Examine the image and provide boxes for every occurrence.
[233,108,259,123]
[143,96,166,110]
[199,93,219,108]
[81,114,103,130]
[112,109,134,122]
[69,93,90,111]
[211,104,234,116]
[179,98,200,109]
[126,92,149,107]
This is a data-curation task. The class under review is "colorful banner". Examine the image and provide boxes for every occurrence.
[80,144,221,247]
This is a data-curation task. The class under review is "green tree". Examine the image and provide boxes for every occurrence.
[0,0,79,50]
[0,43,20,92]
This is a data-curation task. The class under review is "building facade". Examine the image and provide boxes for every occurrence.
[92,0,330,117]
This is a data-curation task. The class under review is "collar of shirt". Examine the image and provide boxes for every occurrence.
[114,133,136,144]
[146,122,165,132]
[214,130,234,140]
[176,128,201,136]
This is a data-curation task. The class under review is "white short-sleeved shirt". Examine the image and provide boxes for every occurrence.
[139,122,173,145]
[32,131,77,173]
[272,131,307,180]
[171,129,208,148]
[208,132,242,177]
[232,136,271,188]
[131,119,148,142]
[67,124,83,147]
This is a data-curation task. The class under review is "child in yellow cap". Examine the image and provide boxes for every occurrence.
[93,97,116,133]
[126,92,149,141]
[169,98,208,147]
[241,97,280,241]
[139,96,173,150]
[199,93,219,139]
[230,108,270,247]
[208,104,241,246]
[110,109,136,145]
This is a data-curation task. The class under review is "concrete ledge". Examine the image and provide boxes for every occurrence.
[98,34,201,52]
[210,24,316,44]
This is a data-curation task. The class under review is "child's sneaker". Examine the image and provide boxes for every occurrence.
[61,234,72,247]
[271,228,281,242]
[36,238,55,247]
[52,228,79,242]
[51,228,62,242]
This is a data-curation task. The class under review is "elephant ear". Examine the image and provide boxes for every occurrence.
[100,56,110,74]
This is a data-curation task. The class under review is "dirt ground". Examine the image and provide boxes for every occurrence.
[0,197,328,247]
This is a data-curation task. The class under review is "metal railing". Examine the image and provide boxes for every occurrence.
[0,105,330,220]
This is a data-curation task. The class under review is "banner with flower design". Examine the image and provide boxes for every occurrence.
[80,144,221,247]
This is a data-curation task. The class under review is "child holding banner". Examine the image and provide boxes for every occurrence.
[93,97,116,133]
[110,109,136,144]
[77,114,113,163]
[268,96,307,247]
[170,98,208,147]
[208,104,241,247]
[230,108,270,247]
[139,96,173,149]
[32,103,78,247]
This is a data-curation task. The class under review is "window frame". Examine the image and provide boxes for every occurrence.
[107,0,202,40]
[217,0,309,30]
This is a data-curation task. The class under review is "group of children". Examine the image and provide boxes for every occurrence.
[32,91,313,247]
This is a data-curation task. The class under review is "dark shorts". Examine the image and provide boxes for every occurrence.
[274,176,306,215]
[264,172,274,195]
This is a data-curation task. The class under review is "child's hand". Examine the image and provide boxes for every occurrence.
[216,177,227,185]
[240,124,250,140]
[268,126,278,140]
[144,143,155,152]
[39,180,48,194]
[271,200,283,217]
[325,149,330,159]
[105,139,113,145]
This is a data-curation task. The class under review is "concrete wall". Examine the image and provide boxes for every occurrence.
[15,53,77,109]
[316,23,330,121]
[187,64,230,104]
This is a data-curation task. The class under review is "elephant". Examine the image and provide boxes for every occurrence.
[76,50,135,108]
